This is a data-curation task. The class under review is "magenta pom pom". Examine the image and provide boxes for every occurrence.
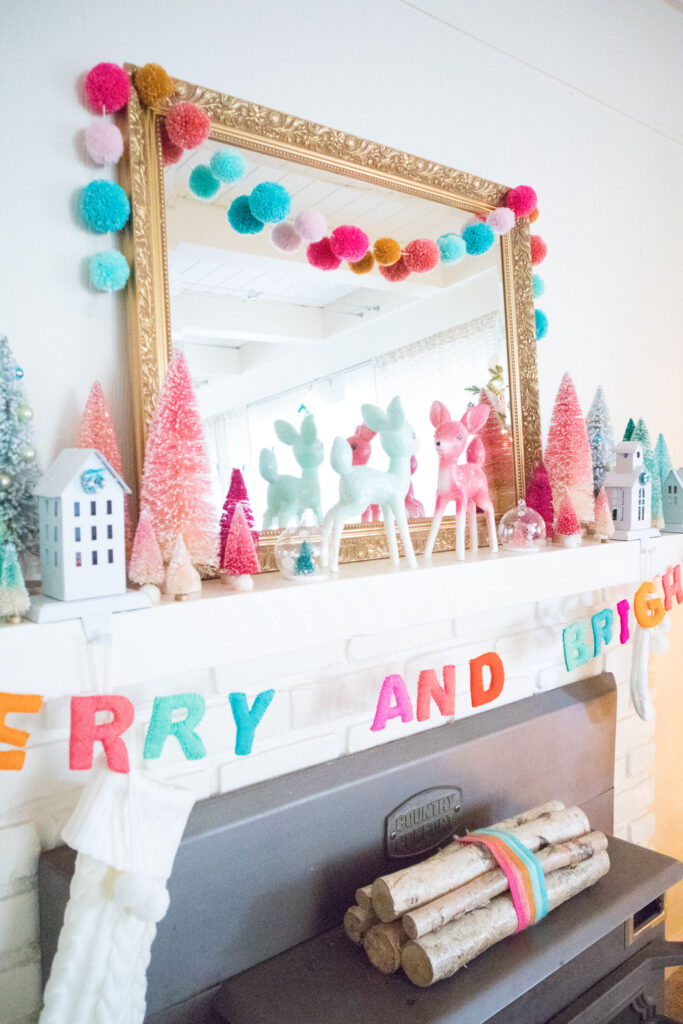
[84,63,131,114]
[306,237,342,271]
[294,209,327,242]
[530,234,548,266]
[379,256,411,282]
[486,207,515,235]
[403,238,440,273]
[85,120,124,165]
[329,225,369,262]
[160,125,183,166]
[165,102,211,149]
[271,222,302,252]
[505,185,538,218]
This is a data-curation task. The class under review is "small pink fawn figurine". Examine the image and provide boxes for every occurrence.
[405,456,425,518]
[423,400,498,562]
[347,423,380,523]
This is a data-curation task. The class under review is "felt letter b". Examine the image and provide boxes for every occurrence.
[563,621,592,671]
[143,693,207,762]
[469,652,504,708]
[70,695,134,774]
[229,690,275,756]
[0,693,43,771]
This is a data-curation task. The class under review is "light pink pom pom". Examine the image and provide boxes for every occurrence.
[505,185,538,218]
[486,207,516,235]
[307,237,341,271]
[294,209,327,242]
[85,120,124,165]
[403,238,440,273]
[271,222,302,252]
[329,225,369,262]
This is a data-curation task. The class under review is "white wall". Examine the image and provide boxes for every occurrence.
[2,0,682,485]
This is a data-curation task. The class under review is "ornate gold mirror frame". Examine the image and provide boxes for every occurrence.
[119,69,541,570]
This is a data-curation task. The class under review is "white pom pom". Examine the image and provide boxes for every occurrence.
[114,872,170,922]
[140,583,162,604]
[230,574,254,592]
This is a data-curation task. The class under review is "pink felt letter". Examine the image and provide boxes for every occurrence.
[469,652,505,708]
[661,564,683,612]
[371,674,414,732]
[70,695,134,773]
[617,600,630,644]
[416,667,455,722]
[0,693,43,771]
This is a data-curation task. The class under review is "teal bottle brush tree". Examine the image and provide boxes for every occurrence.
[0,337,40,558]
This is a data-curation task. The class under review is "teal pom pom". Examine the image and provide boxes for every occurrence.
[248,182,291,224]
[90,251,130,291]
[189,165,220,199]
[438,233,466,265]
[535,308,548,339]
[462,222,495,256]
[79,180,130,233]
[533,273,545,298]
[210,149,247,183]
[228,195,264,235]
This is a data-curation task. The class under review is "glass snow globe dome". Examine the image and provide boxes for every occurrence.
[497,499,546,553]
[274,511,329,582]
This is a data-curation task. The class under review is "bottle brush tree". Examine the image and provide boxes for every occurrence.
[556,494,581,547]
[76,381,130,547]
[525,460,554,539]
[221,502,260,579]
[586,385,615,495]
[631,418,663,528]
[0,542,30,620]
[0,337,40,557]
[295,540,315,576]
[128,510,165,586]
[654,433,673,488]
[165,534,201,599]
[544,372,593,521]
[593,487,615,542]
[623,418,635,441]
[219,468,257,567]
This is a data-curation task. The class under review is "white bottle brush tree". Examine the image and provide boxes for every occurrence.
[0,337,40,557]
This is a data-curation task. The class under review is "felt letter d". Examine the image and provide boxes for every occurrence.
[469,652,505,708]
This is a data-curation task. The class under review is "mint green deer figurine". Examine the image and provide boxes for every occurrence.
[324,396,420,573]
[259,414,324,529]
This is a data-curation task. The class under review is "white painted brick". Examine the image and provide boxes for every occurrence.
[0,826,40,890]
[213,641,346,694]
[496,626,563,672]
[346,708,443,754]
[0,742,79,816]
[291,663,394,729]
[218,731,345,793]
[604,644,633,685]
[454,603,535,639]
[615,714,655,758]
[0,891,38,954]
[614,757,627,793]
[535,591,603,626]
[602,584,635,607]
[536,653,605,692]
[121,667,213,711]
[616,681,634,721]
[0,961,42,1021]
[628,813,655,847]
[614,779,655,826]
[403,640,494,685]
[613,822,629,841]
[146,765,215,802]
[347,620,452,663]
[627,744,655,779]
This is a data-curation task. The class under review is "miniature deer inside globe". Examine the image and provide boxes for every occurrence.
[498,499,546,553]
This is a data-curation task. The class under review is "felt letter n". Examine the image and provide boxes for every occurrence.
[416,667,455,722]
[143,693,207,762]
[70,695,134,774]
[0,693,43,771]
[229,690,275,756]
[469,653,504,708]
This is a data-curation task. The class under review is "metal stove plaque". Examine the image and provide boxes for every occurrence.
[385,786,462,859]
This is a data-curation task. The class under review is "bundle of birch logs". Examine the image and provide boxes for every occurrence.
[343,800,610,987]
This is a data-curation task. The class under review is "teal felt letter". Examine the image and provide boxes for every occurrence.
[143,693,207,761]
[370,674,414,732]
[229,690,275,756]
[562,622,592,672]
[591,608,614,655]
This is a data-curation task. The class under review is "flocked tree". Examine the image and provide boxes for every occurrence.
[295,540,315,576]
[0,542,30,620]
[0,337,40,557]
[76,381,131,548]
[165,534,201,598]
[623,418,635,441]
[594,487,615,542]
[586,385,615,495]
[219,468,256,567]
[128,510,165,587]
[525,460,554,539]
[475,389,516,513]
[556,493,581,546]
[544,372,594,521]
[631,418,664,529]
[654,433,674,489]
[140,353,218,566]
[221,502,260,579]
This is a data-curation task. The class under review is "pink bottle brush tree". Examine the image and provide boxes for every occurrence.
[544,372,594,521]
[221,502,260,591]
[556,494,582,548]
[165,534,201,600]
[139,353,218,567]
[76,381,131,548]
[593,487,615,542]
[219,468,257,567]
[525,460,554,540]
[128,510,165,600]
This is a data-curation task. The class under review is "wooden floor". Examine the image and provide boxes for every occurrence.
[664,967,683,1019]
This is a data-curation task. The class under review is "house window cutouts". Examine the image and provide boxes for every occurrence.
[53,551,58,567]
[74,502,80,517]
[638,487,646,521]
[75,527,81,542]
[53,526,58,542]
[91,526,97,541]
[107,524,113,539]
[53,500,58,516]
[90,501,97,515]
[108,549,114,564]
[106,500,112,515]
[92,551,98,566]
[75,552,82,567]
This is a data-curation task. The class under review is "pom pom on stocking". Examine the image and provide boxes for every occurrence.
[114,872,170,923]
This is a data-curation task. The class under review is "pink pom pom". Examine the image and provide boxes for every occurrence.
[294,209,327,242]
[165,102,211,150]
[307,237,342,271]
[403,238,440,273]
[329,225,369,262]
[379,256,411,282]
[85,120,124,165]
[505,185,538,218]
[84,63,131,114]
[486,207,515,235]
[271,222,301,252]
[530,234,548,266]
[160,125,183,166]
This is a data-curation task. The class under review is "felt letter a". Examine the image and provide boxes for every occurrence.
[143,693,207,762]
[469,653,504,708]
[229,690,275,756]
[70,695,134,774]
[0,693,43,771]
[371,674,414,732]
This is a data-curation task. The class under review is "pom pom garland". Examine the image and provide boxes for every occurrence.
[228,196,264,235]
[530,234,548,265]
[90,251,130,291]
[160,125,183,166]
[379,256,411,282]
[210,148,247,183]
[403,238,440,273]
[486,207,515,234]
[248,182,291,224]
[373,237,402,266]
[529,207,539,223]
[85,120,124,165]
[306,237,341,271]
[329,225,369,262]
[294,209,327,241]
[532,273,545,298]
[462,222,495,255]
[133,63,174,107]
[349,251,375,274]
[505,185,537,218]
[535,308,549,339]
[79,180,130,233]
[437,233,466,265]
[271,222,302,252]
[165,102,211,149]
[84,63,131,114]
[189,165,220,199]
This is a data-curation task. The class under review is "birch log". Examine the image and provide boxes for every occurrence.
[403,831,608,938]
[363,921,407,974]
[355,885,373,911]
[401,849,610,987]
[343,904,378,945]
[372,805,589,922]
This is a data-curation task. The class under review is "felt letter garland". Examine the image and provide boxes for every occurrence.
[617,599,631,644]
[416,666,455,722]
[371,675,414,731]
[591,609,614,656]
[563,622,592,671]
[633,581,666,629]
[229,689,275,755]
[143,693,207,761]
[469,652,505,708]
[661,564,683,611]
[0,692,43,770]
[69,695,134,773]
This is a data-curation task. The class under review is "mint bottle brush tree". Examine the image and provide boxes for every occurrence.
[0,337,40,560]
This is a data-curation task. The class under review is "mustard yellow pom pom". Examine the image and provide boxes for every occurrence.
[529,207,539,223]
[134,63,174,107]
[349,251,375,275]
[373,237,402,266]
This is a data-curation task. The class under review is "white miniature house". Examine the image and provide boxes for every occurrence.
[603,441,653,541]
[662,468,683,533]
[35,449,129,601]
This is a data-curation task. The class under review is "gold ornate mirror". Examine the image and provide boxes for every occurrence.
[119,69,541,570]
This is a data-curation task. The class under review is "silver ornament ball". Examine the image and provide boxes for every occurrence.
[17,404,33,422]
[0,473,12,490]
[21,445,36,463]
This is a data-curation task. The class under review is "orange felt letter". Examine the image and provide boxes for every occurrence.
[469,652,505,708]
[0,693,43,771]
[416,666,455,722]
[633,581,665,629]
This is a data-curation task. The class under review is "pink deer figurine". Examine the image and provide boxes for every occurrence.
[347,423,380,523]
[423,400,498,562]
